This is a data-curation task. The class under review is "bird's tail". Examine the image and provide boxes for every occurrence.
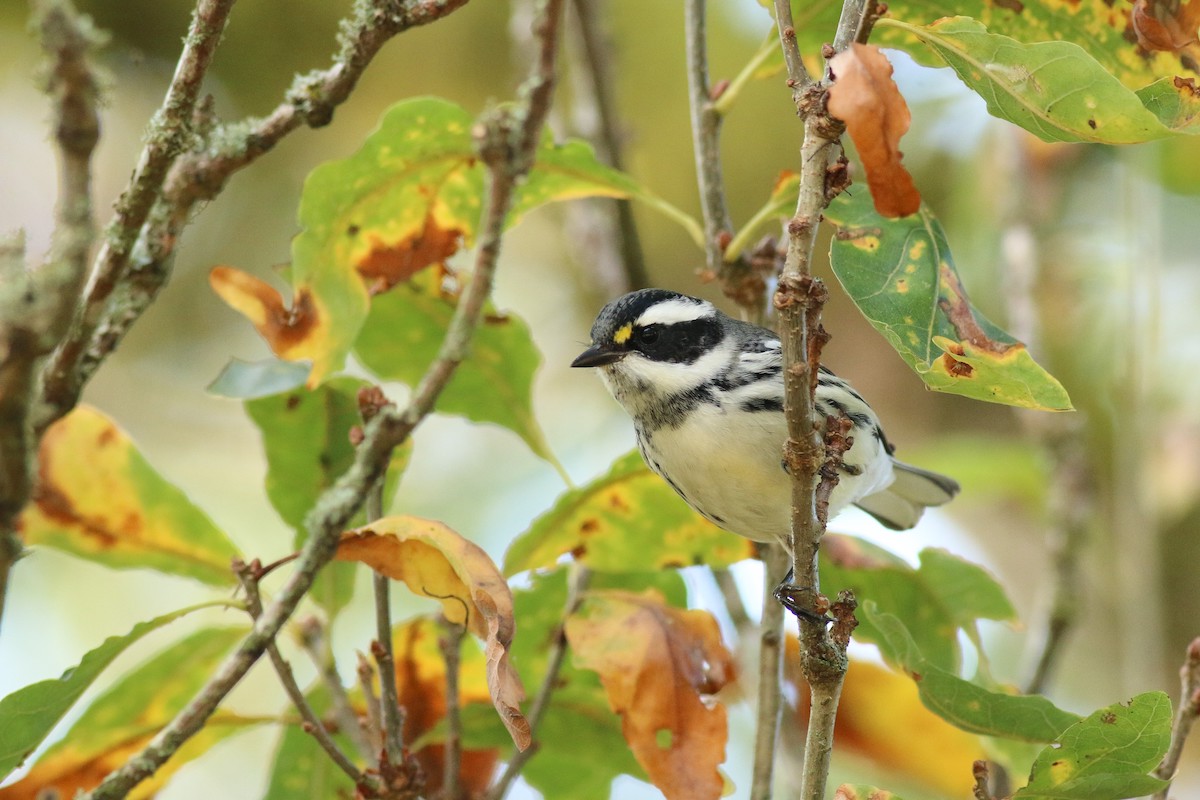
[853,460,960,531]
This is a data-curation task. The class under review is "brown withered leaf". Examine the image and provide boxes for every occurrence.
[335,517,531,750]
[564,590,734,800]
[209,267,324,366]
[354,214,463,295]
[827,44,921,218]
[1132,0,1200,53]
[391,616,499,796]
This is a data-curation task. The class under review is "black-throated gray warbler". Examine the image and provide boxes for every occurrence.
[572,289,958,544]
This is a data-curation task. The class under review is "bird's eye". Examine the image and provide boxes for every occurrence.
[636,325,660,344]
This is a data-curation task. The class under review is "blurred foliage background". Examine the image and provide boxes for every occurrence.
[2,0,1200,797]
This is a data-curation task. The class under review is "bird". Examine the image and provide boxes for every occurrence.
[571,288,958,549]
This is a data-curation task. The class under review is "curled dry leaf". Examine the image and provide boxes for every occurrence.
[564,590,735,800]
[1132,0,1200,54]
[335,517,531,750]
[827,43,921,218]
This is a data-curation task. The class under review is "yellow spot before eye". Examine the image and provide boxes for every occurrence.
[614,323,633,344]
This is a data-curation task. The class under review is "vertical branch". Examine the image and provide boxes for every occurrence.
[0,0,102,629]
[683,0,763,318]
[769,0,871,799]
[750,545,789,800]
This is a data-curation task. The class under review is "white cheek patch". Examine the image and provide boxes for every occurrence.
[635,298,715,327]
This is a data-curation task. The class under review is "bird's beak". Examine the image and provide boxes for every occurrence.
[571,344,625,368]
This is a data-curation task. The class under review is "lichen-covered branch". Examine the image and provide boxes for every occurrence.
[76,0,565,794]
[33,0,473,436]
[0,0,102,630]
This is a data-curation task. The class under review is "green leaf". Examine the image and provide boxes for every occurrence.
[16,405,242,584]
[354,279,564,474]
[877,18,1179,143]
[207,357,310,399]
[0,602,236,777]
[246,377,411,617]
[3,627,257,797]
[1014,693,1171,799]
[821,536,1014,673]
[503,450,755,576]
[826,191,1072,411]
[211,97,699,386]
[1137,77,1200,135]
[862,604,1081,743]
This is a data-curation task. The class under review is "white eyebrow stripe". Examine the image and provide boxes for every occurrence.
[635,298,715,326]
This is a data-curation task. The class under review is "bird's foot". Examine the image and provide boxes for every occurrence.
[772,578,833,625]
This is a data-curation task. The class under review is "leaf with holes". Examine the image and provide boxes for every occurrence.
[210,97,699,387]
[826,191,1072,410]
[16,405,241,584]
[503,450,755,576]
[334,517,530,750]
[565,590,734,800]
[1013,692,1171,799]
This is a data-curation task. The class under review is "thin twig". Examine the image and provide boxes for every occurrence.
[683,0,762,318]
[357,652,384,753]
[567,0,649,291]
[296,616,375,762]
[487,564,591,800]
[440,617,468,800]
[32,0,474,436]
[77,9,565,794]
[235,559,373,792]
[772,0,814,100]
[713,568,753,635]
[367,480,406,763]
[1153,637,1200,798]
[0,0,103,631]
[750,545,789,800]
[972,760,995,800]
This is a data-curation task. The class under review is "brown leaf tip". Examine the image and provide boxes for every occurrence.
[354,215,464,296]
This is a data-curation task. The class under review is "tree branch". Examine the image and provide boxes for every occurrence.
[1153,637,1200,798]
[440,617,467,799]
[683,0,763,318]
[750,545,788,800]
[77,0,564,790]
[365,479,407,763]
[37,0,235,425]
[770,0,870,798]
[297,615,376,762]
[33,0,474,436]
[0,0,102,630]
[235,559,374,793]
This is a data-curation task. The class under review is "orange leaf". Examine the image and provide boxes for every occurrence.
[827,44,921,218]
[391,617,499,795]
[1132,0,1200,53]
[355,214,463,296]
[564,590,734,800]
[334,517,531,750]
[787,645,986,797]
[208,266,327,378]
